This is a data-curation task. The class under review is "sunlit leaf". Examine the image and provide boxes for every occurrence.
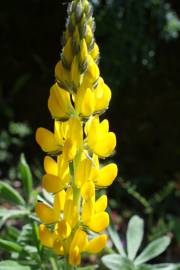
[134,236,171,265]
[108,211,126,256]
[102,254,133,270]
[127,215,144,260]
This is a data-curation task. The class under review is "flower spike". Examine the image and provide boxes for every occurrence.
[35,0,118,266]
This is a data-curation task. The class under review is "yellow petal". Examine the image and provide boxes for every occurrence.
[94,80,111,112]
[75,158,93,188]
[88,212,109,232]
[81,181,95,201]
[55,61,71,91]
[42,174,63,193]
[53,238,64,255]
[48,83,72,120]
[64,199,78,228]
[70,229,88,252]
[90,42,99,62]
[36,128,61,154]
[95,195,107,213]
[69,246,81,266]
[71,56,81,91]
[57,154,70,182]
[93,132,116,158]
[63,37,73,66]
[35,202,59,224]
[80,39,88,66]
[96,163,118,187]
[44,156,57,175]
[53,190,66,213]
[56,220,71,240]
[87,116,99,148]
[82,199,94,224]
[86,234,107,253]
[66,117,83,147]
[82,56,99,89]
[39,224,56,248]
[63,139,77,161]
[75,87,95,117]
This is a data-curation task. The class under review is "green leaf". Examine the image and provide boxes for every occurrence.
[0,208,29,228]
[134,236,171,265]
[137,263,180,270]
[19,154,33,202]
[108,216,126,256]
[0,181,25,206]
[127,215,144,260]
[0,239,22,253]
[0,260,31,270]
[102,254,133,270]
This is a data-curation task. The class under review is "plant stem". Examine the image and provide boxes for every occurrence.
[50,257,59,270]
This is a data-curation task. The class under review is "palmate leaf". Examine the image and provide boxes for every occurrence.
[134,236,171,265]
[107,208,126,256]
[0,181,25,206]
[0,261,31,270]
[136,263,180,270]
[102,254,133,270]
[127,215,144,260]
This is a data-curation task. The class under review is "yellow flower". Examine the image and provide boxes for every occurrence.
[35,202,59,224]
[86,234,107,253]
[75,87,95,117]
[42,155,70,193]
[94,77,112,113]
[69,229,88,265]
[48,83,74,120]
[39,224,56,248]
[36,117,83,159]
[86,116,116,158]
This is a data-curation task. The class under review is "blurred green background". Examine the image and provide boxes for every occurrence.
[0,0,180,261]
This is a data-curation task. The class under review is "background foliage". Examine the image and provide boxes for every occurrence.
[0,0,180,265]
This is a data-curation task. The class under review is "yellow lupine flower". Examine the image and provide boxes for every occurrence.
[86,234,107,253]
[69,229,88,265]
[94,77,112,113]
[81,181,95,201]
[53,190,66,213]
[88,212,109,232]
[90,42,100,62]
[42,154,70,193]
[86,116,116,158]
[94,195,108,213]
[56,220,71,240]
[55,61,71,91]
[36,127,61,154]
[35,202,59,224]
[39,224,57,248]
[75,87,95,117]
[48,83,74,120]
[81,56,100,90]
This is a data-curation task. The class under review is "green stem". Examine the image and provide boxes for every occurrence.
[50,257,59,270]
[64,258,73,270]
